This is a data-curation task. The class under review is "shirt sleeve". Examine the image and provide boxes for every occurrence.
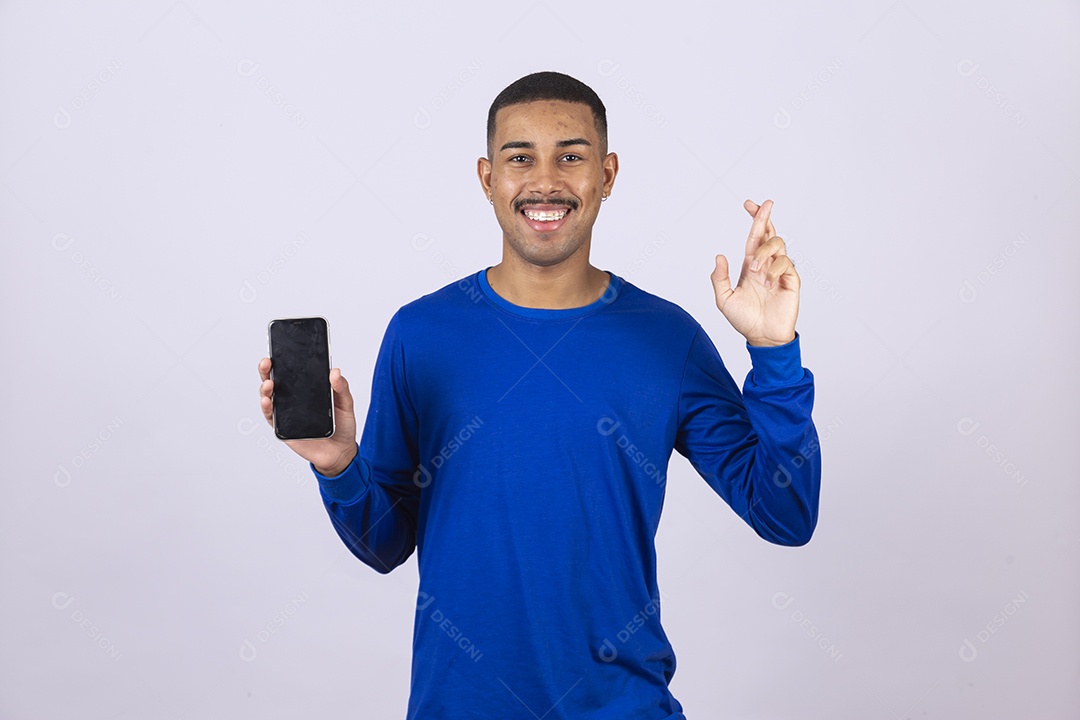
[673,328,820,546]
[310,310,422,573]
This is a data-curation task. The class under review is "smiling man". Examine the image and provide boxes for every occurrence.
[258,71,820,719]
[478,94,616,310]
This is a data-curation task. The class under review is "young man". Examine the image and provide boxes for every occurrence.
[257,71,820,719]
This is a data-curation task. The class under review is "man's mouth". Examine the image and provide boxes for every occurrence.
[523,208,568,221]
[518,203,573,233]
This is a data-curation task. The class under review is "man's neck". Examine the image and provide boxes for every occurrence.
[486,257,610,310]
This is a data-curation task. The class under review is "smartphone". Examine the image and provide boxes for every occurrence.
[267,317,335,440]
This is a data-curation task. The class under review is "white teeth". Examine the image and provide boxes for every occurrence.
[523,209,568,222]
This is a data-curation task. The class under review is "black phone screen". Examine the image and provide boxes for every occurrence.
[268,317,334,440]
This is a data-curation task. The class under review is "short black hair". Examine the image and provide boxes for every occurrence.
[486,71,608,158]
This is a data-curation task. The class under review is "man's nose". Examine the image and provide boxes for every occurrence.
[526,159,564,195]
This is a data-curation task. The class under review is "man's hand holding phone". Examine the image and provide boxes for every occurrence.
[258,360,358,477]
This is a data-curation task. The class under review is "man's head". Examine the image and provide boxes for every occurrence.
[485,71,608,159]
[478,72,618,270]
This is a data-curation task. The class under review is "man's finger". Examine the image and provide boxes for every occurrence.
[743,199,776,239]
[750,235,788,272]
[260,393,274,426]
[259,378,274,424]
[764,254,799,291]
[258,357,271,382]
[744,199,774,255]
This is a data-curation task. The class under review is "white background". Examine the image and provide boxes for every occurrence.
[2,1,1077,718]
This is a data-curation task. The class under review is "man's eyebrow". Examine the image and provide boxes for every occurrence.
[499,140,534,152]
[499,138,593,152]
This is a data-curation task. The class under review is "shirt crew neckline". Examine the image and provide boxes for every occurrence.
[476,266,624,320]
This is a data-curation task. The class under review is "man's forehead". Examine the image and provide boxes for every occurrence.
[494,100,598,140]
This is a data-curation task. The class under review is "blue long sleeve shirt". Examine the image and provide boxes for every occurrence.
[311,267,821,719]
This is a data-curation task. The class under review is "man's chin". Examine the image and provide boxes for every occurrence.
[507,241,580,268]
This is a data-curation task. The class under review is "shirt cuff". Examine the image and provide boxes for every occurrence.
[310,444,370,505]
[745,331,805,387]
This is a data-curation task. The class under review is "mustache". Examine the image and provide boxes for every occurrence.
[514,197,579,212]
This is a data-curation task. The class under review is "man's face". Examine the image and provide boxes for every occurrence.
[478,100,618,269]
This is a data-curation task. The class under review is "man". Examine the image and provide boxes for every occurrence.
[257,71,820,719]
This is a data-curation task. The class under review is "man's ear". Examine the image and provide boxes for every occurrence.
[602,152,619,197]
[477,156,492,198]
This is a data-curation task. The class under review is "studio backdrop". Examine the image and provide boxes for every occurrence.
[1,1,1077,718]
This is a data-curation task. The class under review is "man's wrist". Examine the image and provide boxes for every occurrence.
[746,332,796,348]
[314,446,357,478]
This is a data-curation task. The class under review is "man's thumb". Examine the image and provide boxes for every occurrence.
[330,368,354,413]
[710,254,732,303]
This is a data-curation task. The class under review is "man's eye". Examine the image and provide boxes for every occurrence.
[509,155,530,162]
[561,154,581,162]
